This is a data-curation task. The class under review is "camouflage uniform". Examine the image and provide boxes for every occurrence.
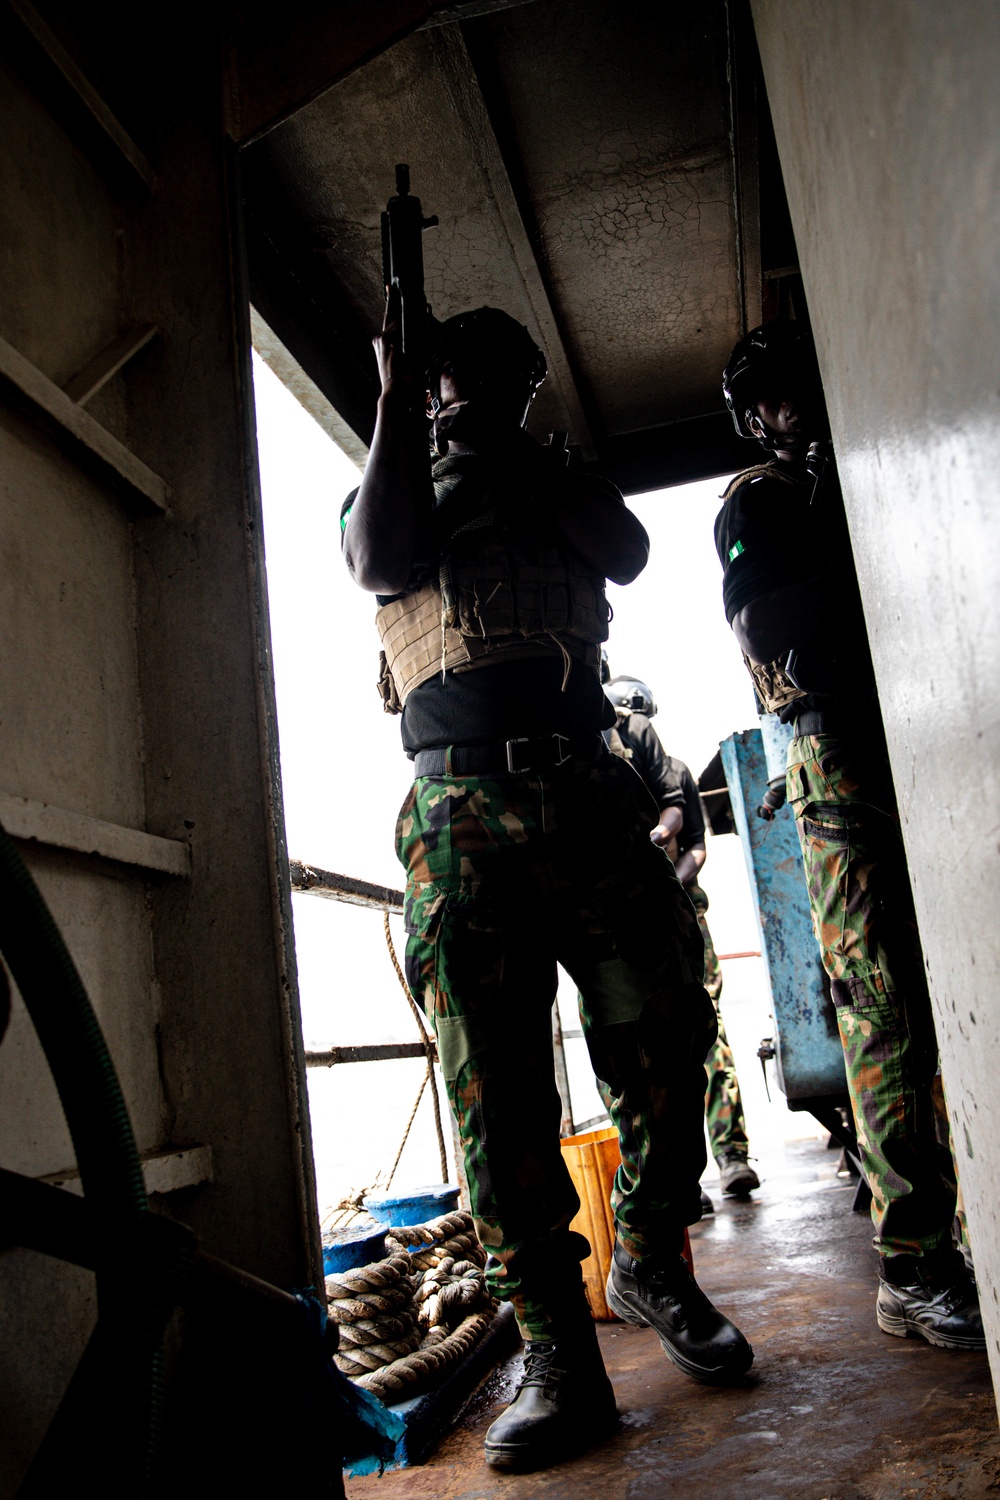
[716,450,959,1269]
[397,750,717,1338]
[786,733,956,1259]
[609,713,751,1164]
[688,881,749,1160]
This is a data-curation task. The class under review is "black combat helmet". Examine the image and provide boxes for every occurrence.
[722,320,818,439]
[604,675,657,718]
[427,307,547,420]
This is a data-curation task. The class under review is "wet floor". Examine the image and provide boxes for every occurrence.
[345,1134,1000,1499]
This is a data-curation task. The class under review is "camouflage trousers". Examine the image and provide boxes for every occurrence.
[688,882,749,1160]
[397,750,716,1338]
[787,733,956,1263]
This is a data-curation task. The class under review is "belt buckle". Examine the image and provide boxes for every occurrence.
[506,736,530,774]
[552,732,571,767]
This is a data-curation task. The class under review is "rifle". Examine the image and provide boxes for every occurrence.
[380,164,439,378]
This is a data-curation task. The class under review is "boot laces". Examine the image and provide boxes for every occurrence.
[639,1253,690,1294]
[517,1341,566,1394]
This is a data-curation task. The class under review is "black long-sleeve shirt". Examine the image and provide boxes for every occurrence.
[713,456,877,717]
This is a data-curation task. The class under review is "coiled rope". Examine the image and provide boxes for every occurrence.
[326,1211,497,1402]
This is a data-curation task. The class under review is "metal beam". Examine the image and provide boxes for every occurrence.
[305,1042,430,1067]
[63,325,160,407]
[0,791,191,877]
[726,0,763,335]
[230,0,438,146]
[431,26,597,457]
[242,185,381,453]
[231,0,546,146]
[4,0,154,192]
[250,308,369,468]
[593,410,751,496]
[418,0,539,27]
[39,1144,212,1197]
[289,860,404,912]
[0,333,169,512]
[572,1112,610,1135]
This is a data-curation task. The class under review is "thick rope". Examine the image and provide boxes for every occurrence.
[326,1212,497,1395]
[356,1313,493,1402]
[391,1233,482,1276]
[383,911,449,1184]
[385,1212,476,1250]
[324,1253,414,1297]
[416,1262,488,1330]
[385,1213,485,1273]
[334,1311,417,1348]
[334,1318,423,1377]
[326,1285,413,1322]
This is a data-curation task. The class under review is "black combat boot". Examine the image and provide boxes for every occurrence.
[606,1239,753,1384]
[716,1146,760,1198]
[483,1318,617,1471]
[877,1252,986,1351]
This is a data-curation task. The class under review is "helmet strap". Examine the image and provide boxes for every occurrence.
[747,408,784,451]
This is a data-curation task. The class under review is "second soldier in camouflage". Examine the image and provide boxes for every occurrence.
[716,320,982,1353]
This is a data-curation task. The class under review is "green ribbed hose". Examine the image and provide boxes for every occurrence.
[0,823,147,1213]
[0,822,162,1495]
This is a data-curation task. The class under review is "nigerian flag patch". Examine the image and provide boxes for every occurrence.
[728,539,744,561]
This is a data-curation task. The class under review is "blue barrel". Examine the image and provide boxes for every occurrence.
[322,1223,386,1276]
[363,1184,460,1227]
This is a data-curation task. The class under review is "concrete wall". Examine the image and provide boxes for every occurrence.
[753,1,1000,1393]
[0,16,319,1488]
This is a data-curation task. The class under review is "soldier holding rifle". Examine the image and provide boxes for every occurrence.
[341,168,752,1472]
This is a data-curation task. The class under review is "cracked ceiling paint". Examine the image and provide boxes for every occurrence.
[251,0,747,451]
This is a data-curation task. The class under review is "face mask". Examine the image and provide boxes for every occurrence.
[431,398,491,455]
[429,375,532,456]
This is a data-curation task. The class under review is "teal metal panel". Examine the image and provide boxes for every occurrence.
[759,710,794,783]
[720,728,845,1102]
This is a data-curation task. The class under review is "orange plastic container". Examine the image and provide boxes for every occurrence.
[561,1126,621,1319]
[560,1124,694,1321]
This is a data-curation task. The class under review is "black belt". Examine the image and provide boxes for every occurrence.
[792,708,869,737]
[413,732,605,779]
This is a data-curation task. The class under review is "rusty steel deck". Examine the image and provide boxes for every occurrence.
[345,1136,999,1499]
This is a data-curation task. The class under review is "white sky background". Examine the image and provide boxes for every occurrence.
[251,352,808,1220]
